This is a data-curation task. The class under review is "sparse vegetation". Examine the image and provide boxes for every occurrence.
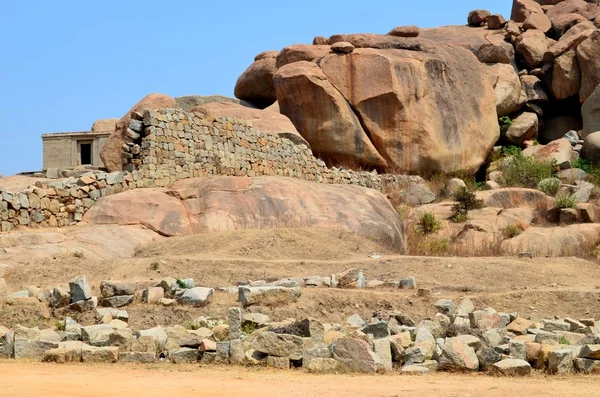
[54,320,65,332]
[503,224,523,239]
[499,116,513,135]
[451,187,483,222]
[555,194,577,210]
[416,212,442,235]
[71,250,85,259]
[499,146,557,189]
[242,323,257,335]
[537,178,561,196]
[558,335,572,345]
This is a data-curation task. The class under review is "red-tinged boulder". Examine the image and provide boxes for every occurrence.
[234,57,277,108]
[273,61,387,168]
[275,44,331,68]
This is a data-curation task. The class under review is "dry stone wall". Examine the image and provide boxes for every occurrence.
[1,108,421,232]
[128,108,417,190]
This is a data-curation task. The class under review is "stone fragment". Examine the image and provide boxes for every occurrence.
[68,275,92,303]
[332,338,382,373]
[82,345,119,363]
[492,359,532,376]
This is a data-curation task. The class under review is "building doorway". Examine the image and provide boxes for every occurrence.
[79,141,92,165]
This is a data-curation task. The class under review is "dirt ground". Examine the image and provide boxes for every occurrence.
[1,362,599,397]
[2,227,600,329]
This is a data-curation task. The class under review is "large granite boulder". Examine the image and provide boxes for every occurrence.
[484,63,522,117]
[233,56,277,108]
[582,85,600,138]
[91,118,119,133]
[577,31,600,103]
[276,45,331,68]
[273,61,388,168]
[100,93,177,172]
[84,176,405,250]
[274,34,499,175]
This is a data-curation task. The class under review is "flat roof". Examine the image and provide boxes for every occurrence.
[41,130,112,139]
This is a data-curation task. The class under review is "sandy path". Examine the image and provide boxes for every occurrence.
[2,362,599,397]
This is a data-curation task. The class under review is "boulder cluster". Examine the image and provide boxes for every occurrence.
[232,0,600,176]
[1,274,599,375]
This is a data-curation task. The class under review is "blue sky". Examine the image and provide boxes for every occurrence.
[0,1,511,176]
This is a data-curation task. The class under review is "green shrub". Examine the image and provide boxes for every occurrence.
[417,212,442,235]
[504,224,522,239]
[537,178,561,196]
[499,116,514,135]
[558,335,572,345]
[451,187,484,221]
[555,194,577,210]
[573,158,592,173]
[499,147,557,188]
[451,213,469,224]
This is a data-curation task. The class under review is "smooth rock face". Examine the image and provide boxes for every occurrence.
[100,93,177,172]
[551,50,581,100]
[276,45,331,68]
[387,26,420,37]
[582,85,600,138]
[577,31,600,103]
[314,41,499,174]
[332,338,382,373]
[174,95,240,112]
[583,131,600,164]
[273,61,387,169]
[234,57,277,108]
[177,287,214,307]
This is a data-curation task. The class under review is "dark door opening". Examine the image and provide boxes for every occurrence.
[80,142,92,165]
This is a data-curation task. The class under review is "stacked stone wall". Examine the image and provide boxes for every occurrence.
[0,108,420,232]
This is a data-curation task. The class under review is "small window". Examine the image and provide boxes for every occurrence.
[80,142,92,165]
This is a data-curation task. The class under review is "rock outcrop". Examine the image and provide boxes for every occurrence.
[84,176,405,250]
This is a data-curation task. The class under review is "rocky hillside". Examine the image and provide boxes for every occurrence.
[232,0,600,177]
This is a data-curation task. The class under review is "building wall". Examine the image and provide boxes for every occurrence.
[43,138,74,169]
[42,133,109,169]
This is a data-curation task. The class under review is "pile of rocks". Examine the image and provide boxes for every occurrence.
[1,297,598,375]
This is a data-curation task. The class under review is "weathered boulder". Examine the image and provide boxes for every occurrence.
[477,44,511,64]
[171,176,405,249]
[487,14,507,30]
[439,337,479,371]
[100,93,177,172]
[238,286,301,307]
[332,338,382,373]
[577,31,600,103]
[91,118,118,132]
[178,287,214,307]
[233,57,277,108]
[505,112,539,145]
[49,287,71,308]
[83,188,192,237]
[248,331,303,360]
[99,281,136,298]
[331,42,355,54]
[511,0,545,22]
[82,345,119,363]
[521,75,549,103]
[468,10,490,26]
[69,276,92,303]
[273,61,387,168]
[523,12,552,33]
[583,131,600,164]
[308,38,499,174]
[523,138,574,169]
[387,26,420,38]
[191,101,308,146]
[515,30,550,68]
[582,85,600,138]
[502,224,600,256]
[276,45,331,68]
[551,50,581,100]
[492,359,532,376]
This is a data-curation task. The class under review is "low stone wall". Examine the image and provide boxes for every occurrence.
[1,108,422,232]
[129,108,419,191]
